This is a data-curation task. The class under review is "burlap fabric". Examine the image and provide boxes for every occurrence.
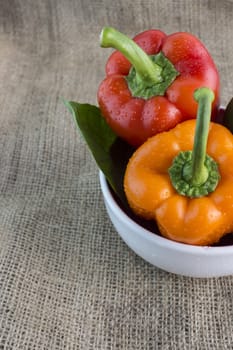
[0,0,233,349]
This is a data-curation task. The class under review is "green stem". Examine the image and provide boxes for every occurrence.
[100,26,162,86]
[169,87,220,198]
[184,87,215,185]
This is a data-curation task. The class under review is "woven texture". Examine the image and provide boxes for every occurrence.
[0,0,233,349]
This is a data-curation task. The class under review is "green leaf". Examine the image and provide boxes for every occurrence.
[222,97,233,133]
[64,101,135,208]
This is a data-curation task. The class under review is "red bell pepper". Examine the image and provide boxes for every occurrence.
[97,27,220,146]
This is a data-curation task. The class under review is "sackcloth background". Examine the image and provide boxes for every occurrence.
[0,0,233,349]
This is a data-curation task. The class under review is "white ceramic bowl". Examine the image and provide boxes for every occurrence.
[99,171,233,278]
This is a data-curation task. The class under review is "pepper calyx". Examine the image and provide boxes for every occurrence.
[126,52,179,99]
[168,150,220,198]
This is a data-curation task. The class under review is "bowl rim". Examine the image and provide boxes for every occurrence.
[99,170,233,256]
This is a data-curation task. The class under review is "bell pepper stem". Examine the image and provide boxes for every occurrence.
[169,87,220,198]
[185,87,215,185]
[100,26,163,86]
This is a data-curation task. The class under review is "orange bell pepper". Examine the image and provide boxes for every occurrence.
[124,87,233,246]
